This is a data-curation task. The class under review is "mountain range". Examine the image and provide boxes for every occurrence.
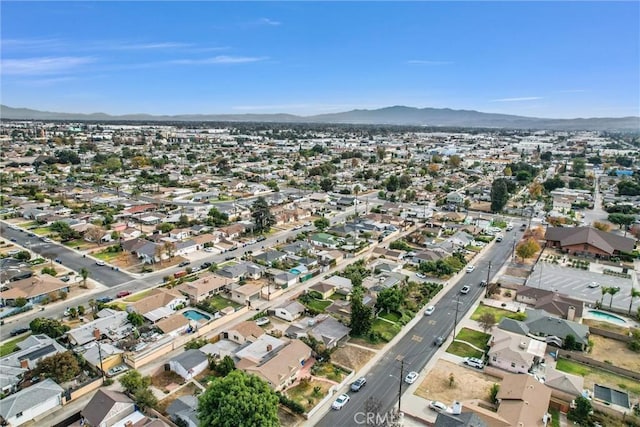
[2,104,638,131]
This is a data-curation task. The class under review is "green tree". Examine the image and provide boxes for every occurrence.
[320,178,333,192]
[314,217,330,231]
[14,250,31,261]
[36,351,81,383]
[251,197,276,233]
[104,156,122,173]
[599,286,610,307]
[398,174,412,189]
[156,222,175,233]
[214,355,236,376]
[515,238,540,261]
[448,155,462,168]
[375,286,403,314]
[629,288,640,316]
[207,207,229,227]
[478,312,497,333]
[133,388,157,410]
[29,317,70,338]
[198,370,279,427]
[80,267,90,288]
[15,297,28,308]
[490,178,509,212]
[127,312,145,326]
[607,286,621,309]
[567,396,593,425]
[489,383,500,404]
[608,213,635,233]
[386,175,399,192]
[350,288,373,336]
[572,158,586,177]
[119,370,151,395]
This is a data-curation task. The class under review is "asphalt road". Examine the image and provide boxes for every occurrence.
[315,228,524,427]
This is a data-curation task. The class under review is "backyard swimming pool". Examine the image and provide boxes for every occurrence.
[183,310,211,322]
[587,310,627,325]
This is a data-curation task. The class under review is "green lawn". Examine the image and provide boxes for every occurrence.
[205,294,242,311]
[329,293,346,301]
[371,318,401,342]
[556,358,640,395]
[94,250,123,262]
[286,379,331,411]
[456,328,491,349]
[378,311,401,323]
[549,408,561,427]
[123,289,154,302]
[63,239,92,248]
[470,305,525,322]
[31,227,52,236]
[446,341,484,359]
[0,333,30,357]
[311,363,350,383]
[303,298,332,312]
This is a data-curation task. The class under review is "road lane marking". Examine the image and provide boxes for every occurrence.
[411,335,423,342]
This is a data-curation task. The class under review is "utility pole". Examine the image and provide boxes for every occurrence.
[398,359,404,415]
[484,261,492,298]
[453,294,461,339]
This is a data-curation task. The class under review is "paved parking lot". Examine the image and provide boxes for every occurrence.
[535,262,636,312]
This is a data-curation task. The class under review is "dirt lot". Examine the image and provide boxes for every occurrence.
[157,382,200,414]
[332,343,376,371]
[415,359,500,405]
[588,335,640,372]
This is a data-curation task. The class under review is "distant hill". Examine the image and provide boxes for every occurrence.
[2,104,638,131]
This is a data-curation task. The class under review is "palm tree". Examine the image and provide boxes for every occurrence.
[80,267,89,288]
[353,185,361,217]
[600,286,610,307]
[608,286,621,309]
[628,288,640,315]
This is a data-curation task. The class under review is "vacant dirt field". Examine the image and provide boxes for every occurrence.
[589,335,640,372]
[332,344,376,371]
[415,359,500,405]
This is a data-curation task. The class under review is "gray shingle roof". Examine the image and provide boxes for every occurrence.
[171,349,208,371]
[0,378,63,420]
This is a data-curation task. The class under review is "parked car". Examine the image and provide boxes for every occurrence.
[95,260,106,266]
[178,261,191,267]
[332,394,350,410]
[224,256,235,261]
[463,357,485,369]
[466,265,475,273]
[10,327,30,336]
[116,290,131,298]
[96,296,114,303]
[479,280,487,287]
[200,262,212,270]
[204,247,216,252]
[60,275,71,282]
[255,317,270,326]
[404,371,419,384]
[587,281,600,288]
[416,272,426,279]
[424,305,435,316]
[350,377,367,392]
[107,365,129,377]
[460,285,471,294]
[496,235,503,242]
[434,336,445,347]
[257,236,267,242]
[429,401,448,412]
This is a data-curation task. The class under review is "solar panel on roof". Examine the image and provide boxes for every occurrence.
[593,384,630,408]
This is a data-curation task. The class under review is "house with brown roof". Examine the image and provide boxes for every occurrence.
[217,223,245,239]
[156,312,191,335]
[516,288,583,320]
[0,274,70,306]
[128,288,188,323]
[544,226,635,259]
[224,321,264,344]
[495,373,552,427]
[230,283,262,307]
[244,339,312,391]
[175,274,228,303]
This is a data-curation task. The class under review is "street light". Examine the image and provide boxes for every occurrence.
[389,359,405,415]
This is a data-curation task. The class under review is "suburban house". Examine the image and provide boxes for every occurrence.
[487,328,547,374]
[0,379,64,427]
[274,301,306,322]
[515,288,584,320]
[498,309,590,351]
[253,250,288,265]
[0,334,67,395]
[81,389,135,427]
[544,226,635,259]
[229,283,262,306]
[155,313,191,335]
[82,342,124,372]
[66,309,130,346]
[243,339,312,391]
[167,395,199,427]
[310,233,340,249]
[217,262,265,281]
[309,282,336,299]
[446,191,466,206]
[169,349,209,380]
[295,315,350,349]
[223,321,264,345]
[434,412,488,427]
[175,274,228,303]
[127,288,188,323]
[0,274,70,306]
[321,275,353,292]
[235,335,286,366]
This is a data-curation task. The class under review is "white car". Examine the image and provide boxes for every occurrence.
[587,281,600,288]
[424,305,435,316]
[404,371,419,384]
[331,394,350,410]
[463,357,485,369]
[204,247,216,252]
[255,317,270,326]
[416,272,426,279]
[429,400,448,412]
[466,265,475,273]
[95,260,106,266]
[460,285,471,294]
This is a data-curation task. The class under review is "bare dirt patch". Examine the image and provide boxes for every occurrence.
[157,382,200,414]
[588,335,640,372]
[278,407,305,427]
[151,370,186,391]
[504,267,530,278]
[332,343,377,371]
[415,359,500,405]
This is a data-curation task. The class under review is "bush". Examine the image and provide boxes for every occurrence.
[277,392,305,414]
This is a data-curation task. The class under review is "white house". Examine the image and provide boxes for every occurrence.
[169,349,208,380]
[488,328,547,374]
[0,379,64,427]
[274,301,305,322]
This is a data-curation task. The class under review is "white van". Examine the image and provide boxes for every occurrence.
[464,357,485,369]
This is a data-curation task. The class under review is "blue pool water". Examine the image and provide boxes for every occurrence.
[587,310,626,325]
[183,310,211,322]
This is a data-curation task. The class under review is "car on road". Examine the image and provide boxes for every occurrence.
[10,237,17,242]
[10,327,30,336]
[466,265,475,273]
[460,285,471,294]
[293,224,303,230]
[463,357,485,369]
[434,336,445,347]
[116,290,131,298]
[41,237,53,243]
[350,377,367,392]
[257,236,267,242]
[404,371,419,384]
[479,280,487,287]
[54,258,62,264]
[178,261,191,267]
[506,224,514,231]
[429,401,448,413]
[96,296,114,303]
[424,305,435,316]
[224,256,235,261]
[247,239,257,245]
[255,317,270,326]
[95,260,106,266]
[496,235,503,242]
[416,272,426,279]
[200,262,212,270]
[331,394,350,410]
[304,222,312,226]
[587,281,600,288]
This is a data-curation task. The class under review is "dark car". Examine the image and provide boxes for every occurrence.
[178,261,191,267]
[10,327,30,336]
[350,377,367,392]
[200,262,212,270]
[116,290,131,298]
[96,296,114,303]
[224,256,235,261]
[257,236,267,242]
[434,336,444,347]
[60,276,71,282]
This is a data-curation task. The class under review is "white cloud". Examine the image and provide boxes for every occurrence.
[491,96,543,102]
[116,42,192,50]
[260,18,281,26]
[1,56,95,75]
[407,60,453,65]
[169,55,267,65]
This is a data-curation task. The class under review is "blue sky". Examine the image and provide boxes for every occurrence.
[2,1,639,118]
